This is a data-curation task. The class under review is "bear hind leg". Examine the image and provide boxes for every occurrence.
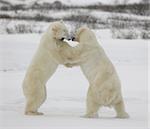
[114,100,129,118]
[84,86,100,118]
[25,85,47,115]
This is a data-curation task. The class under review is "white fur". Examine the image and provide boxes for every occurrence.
[64,39,79,47]
[65,27,129,118]
[23,21,70,115]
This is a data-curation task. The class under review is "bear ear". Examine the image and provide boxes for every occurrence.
[77,27,86,36]
[52,25,58,33]
[60,20,64,23]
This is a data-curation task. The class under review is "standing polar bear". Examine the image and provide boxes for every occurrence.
[23,21,76,115]
[65,27,129,118]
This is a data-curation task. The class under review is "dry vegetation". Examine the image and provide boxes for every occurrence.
[0,0,149,39]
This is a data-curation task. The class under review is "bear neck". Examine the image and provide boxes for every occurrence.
[42,31,58,49]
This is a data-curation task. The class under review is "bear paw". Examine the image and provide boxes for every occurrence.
[116,112,129,119]
[25,111,44,115]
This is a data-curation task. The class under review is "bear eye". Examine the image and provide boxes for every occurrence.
[60,37,65,41]
[72,37,75,41]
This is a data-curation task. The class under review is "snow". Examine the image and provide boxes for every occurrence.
[2,0,142,6]
[148,43,150,127]
[0,34,148,129]
[0,8,149,37]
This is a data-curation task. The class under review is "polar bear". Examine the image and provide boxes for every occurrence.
[65,27,129,118]
[23,21,73,115]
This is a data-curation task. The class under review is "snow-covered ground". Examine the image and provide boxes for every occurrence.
[1,0,142,6]
[0,34,148,129]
